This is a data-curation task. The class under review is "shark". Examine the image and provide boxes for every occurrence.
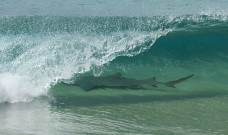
[70,72,194,91]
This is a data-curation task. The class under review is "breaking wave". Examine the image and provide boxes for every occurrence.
[0,14,228,103]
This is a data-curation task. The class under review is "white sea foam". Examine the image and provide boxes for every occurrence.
[0,29,170,103]
[0,73,45,103]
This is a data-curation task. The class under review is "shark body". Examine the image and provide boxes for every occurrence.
[71,72,193,91]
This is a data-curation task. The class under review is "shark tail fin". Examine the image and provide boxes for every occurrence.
[164,74,194,88]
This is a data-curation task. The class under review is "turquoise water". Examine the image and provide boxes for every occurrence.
[1,0,228,134]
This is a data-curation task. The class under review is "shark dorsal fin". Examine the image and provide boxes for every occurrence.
[108,72,124,79]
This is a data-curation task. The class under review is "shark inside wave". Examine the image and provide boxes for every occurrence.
[67,73,194,91]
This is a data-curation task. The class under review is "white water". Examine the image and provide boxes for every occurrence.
[0,10,228,103]
[0,73,43,103]
[0,29,170,103]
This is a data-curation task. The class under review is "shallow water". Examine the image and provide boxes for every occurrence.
[1,95,227,135]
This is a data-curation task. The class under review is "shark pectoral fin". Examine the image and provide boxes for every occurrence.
[108,72,124,79]
[80,84,95,91]
[151,85,158,87]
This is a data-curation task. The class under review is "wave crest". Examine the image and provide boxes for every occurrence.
[0,15,228,103]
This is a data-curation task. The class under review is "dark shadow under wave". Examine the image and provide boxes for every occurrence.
[50,90,226,107]
[49,83,227,107]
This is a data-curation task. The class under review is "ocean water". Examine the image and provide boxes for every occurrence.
[0,0,228,134]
